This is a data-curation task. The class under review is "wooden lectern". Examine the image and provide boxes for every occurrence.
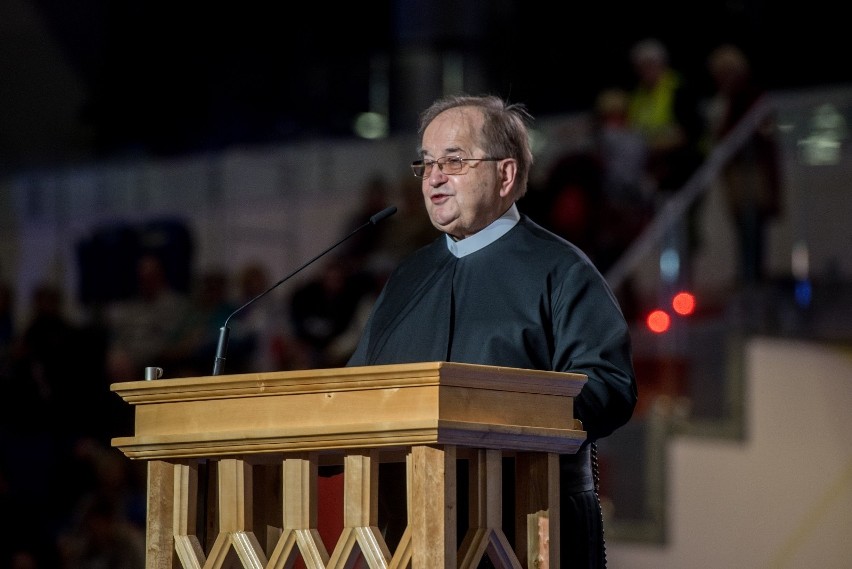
[111,362,586,569]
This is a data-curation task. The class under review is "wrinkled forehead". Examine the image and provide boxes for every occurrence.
[420,106,484,156]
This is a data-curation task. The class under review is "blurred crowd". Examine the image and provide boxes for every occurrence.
[525,38,780,318]
[0,38,780,568]
[0,171,437,568]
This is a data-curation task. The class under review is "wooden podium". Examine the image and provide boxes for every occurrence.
[111,362,587,569]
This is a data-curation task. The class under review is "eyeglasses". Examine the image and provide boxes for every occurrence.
[410,156,504,178]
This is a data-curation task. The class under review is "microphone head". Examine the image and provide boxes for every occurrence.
[370,206,397,225]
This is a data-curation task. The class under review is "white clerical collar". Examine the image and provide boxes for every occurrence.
[445,203,520,258]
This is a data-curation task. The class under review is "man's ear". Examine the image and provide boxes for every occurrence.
[498,158,518,198]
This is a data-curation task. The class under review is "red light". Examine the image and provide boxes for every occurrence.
[672,292,696,316]
[646,309,671,333]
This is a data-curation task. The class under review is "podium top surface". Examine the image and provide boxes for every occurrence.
[111,361,586,402]
[111,362,587,460]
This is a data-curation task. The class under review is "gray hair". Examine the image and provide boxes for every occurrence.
[417,94,535,199]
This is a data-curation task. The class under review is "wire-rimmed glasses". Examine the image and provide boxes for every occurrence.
[410,156,504,178]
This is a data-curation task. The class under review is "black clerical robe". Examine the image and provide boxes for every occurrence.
[348,214,637,567]
[349,214,636,441]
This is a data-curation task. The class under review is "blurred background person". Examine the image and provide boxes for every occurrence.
[627,38,704,198]
[230,260,309,372]
[161,266,237,377]
[1,283,77,568]
[627,38,705,286]
[704,43,782,286]
[1,282,114,568]
[378,174,440,266]
[590,87,655,319]
[592,87,654,271]
[337,173,393,269]
[289,257,373,368]
[104,254,190,381]
[56,439,146,569]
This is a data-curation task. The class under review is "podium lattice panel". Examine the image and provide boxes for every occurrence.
[150,449,557,569]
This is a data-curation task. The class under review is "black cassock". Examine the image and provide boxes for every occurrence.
[348,214,637,568]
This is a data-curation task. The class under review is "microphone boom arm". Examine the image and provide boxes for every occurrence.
[211,205,397,375]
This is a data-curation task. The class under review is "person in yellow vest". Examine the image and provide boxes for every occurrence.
[627,38,705,285]
[627,38,703,197]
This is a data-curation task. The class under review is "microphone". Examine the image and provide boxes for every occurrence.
[211,205,397,375]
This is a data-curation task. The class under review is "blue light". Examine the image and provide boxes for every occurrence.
[660,248,680,283]
[794,279,812,308]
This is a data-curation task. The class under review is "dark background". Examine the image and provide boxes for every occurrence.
[2,0,849,171]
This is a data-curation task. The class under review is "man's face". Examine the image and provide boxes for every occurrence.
[419,107,511,240]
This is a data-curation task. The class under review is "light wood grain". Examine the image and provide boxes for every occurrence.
[111,363,585,568]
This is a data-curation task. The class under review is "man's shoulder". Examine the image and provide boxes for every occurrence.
[516,215,582,249]
[512,215,602,269]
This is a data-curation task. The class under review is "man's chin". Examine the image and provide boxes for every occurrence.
[429,214,457,233]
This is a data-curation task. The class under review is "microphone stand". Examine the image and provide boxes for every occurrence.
[211,205,397,375]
